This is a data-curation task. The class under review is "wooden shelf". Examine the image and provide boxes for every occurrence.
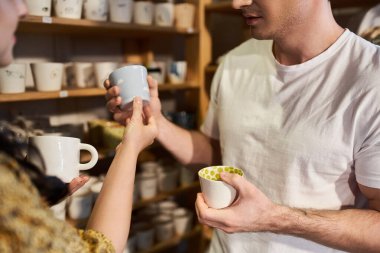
[0,84,199,103]
[0,88,104,103]
[18,15,198,37]
[133,182,200,210]
[205,65,218,74]
[331,0,379,9]
[137,225,202,253]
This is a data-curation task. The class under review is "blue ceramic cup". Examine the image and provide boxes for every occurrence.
[108,65,150,110]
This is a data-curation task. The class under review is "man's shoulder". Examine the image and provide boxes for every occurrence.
[349,31,380,59]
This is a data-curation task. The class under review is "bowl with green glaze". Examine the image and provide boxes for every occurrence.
[198,166,244,209]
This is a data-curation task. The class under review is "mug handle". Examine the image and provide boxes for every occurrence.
[78,143,99,171]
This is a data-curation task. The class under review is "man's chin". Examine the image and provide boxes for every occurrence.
[248,27,272,40]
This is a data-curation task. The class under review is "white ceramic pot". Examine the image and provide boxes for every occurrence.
[83,0,109,21]
[30,62,64,91]
[109,0,134,23]
[0,63,26,94]
[26,0,52,16]
[53,0,83,19]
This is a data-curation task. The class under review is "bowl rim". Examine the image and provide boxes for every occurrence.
[198,165,244,182]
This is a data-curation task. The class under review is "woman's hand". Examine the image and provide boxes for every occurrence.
[104,76,164,126]
[68,174,89,195]
[121,96,158,153]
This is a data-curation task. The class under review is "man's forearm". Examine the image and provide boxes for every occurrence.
[156,117,219,166]
[271,206,380,253]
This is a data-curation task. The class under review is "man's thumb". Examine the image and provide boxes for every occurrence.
[220,172,244,192]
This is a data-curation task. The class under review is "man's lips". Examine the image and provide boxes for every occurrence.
[243,15,263,26]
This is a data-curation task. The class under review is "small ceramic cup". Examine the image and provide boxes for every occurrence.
[153,214,174,242]
[133,1,154,25]
[74,62,95,88]
[168,61,187,84]
[108,65,150,110]
[198,166,244,209]
[53,0,83,19]
[109,0,134,23]
[174,3,195,29]
[26,0,52,16]
[30,62,64,92]
[172,207,193,235]
[137,172,157,199]
[94,62,118,88]
[83,0,109,21]
[155,2,174,27]
[0,63,26,94]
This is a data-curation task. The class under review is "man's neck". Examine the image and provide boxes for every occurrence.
[273,6,345,66]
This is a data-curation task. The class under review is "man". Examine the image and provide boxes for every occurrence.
[105,0,380,252]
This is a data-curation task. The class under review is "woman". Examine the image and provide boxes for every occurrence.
[0,1,158,252]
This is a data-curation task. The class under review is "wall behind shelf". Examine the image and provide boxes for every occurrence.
[4,32,191,129]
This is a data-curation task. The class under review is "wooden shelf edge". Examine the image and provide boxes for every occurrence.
[205,65,218,73]
[0,84,199,103]
[19,15,199,36]
[0,88,105,103]
[137,225,202,253]
[133,182,200,210]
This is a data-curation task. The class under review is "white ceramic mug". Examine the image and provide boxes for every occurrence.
[26,0,52,16]
[133,1,154,25]
[83,0,109,21]
[31,62,64,91]
[0,63,26,94]
[53,0,83,19]
[27,136,98,183]
[108,65,150,110]
[154,3,174,27]
[109,0,134,23]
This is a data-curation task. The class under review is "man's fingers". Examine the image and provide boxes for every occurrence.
[220,172,246,194]
[106,96,122,113]
[147,75,159,98]
[103,79,111,89]
[105,85,120,101]
[195,193,233,231]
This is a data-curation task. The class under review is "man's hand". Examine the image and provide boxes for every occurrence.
[195,172,279,233]
[104,75,165,126]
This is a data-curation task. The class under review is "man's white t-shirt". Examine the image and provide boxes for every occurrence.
[201,29,380,253]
